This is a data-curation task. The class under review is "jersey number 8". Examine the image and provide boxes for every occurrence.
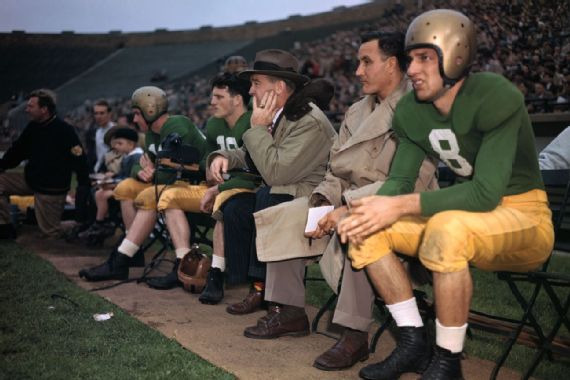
[428,129,473,177]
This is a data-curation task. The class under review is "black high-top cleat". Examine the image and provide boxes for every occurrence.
[199,267,224,304]
[78,249,130,282]
[359,326,431,380]
[146,259,181,290]
[420,345,463,380]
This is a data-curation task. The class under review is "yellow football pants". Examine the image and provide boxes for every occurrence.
[349,189,554,273]
[113,178,208,212]
[113,178,151,202]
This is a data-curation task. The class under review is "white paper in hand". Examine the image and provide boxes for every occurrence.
[305,205,334,233]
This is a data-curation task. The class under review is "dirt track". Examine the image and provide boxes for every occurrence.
[18,226,524,380]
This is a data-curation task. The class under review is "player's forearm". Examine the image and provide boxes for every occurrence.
[393,192,422,218]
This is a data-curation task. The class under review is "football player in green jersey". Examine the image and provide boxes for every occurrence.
[79,86,208,282]
[146,73,253,291]
[337,9,554,380]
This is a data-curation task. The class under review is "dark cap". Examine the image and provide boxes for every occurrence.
[104,127,138,146]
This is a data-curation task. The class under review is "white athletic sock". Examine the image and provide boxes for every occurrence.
[436,319,467,353]
[118,239,139,258]
[211,255,226,271]
[386,297,424,327]
[175,248,190,260]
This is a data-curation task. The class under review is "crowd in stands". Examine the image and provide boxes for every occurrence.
[55,0,569,140]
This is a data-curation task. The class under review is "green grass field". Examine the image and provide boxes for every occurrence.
[0,241,234,380]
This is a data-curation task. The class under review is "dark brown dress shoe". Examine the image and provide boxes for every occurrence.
[226,287,265,315]
[244,304,310,339]
[313,328,369,371]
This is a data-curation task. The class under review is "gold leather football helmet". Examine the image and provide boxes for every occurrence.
[131,86,168,124]
[405,9,476,85]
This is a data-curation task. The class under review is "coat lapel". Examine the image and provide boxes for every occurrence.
[339,79,410,152]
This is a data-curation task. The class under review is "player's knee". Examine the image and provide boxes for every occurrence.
[419,212,470,272]
[134,192,156,210]
[113,178,138,200]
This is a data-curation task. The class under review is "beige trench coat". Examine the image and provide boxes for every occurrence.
[256,79,438,290]
[207,103,337,198]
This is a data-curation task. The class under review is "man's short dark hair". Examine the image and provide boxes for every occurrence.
[28,89,57,115]
[211,73,251,105]
[94,99,111,112]
[360,31,407,72]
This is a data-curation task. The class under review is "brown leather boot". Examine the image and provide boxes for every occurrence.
[243,304,310,339]
[226,286,265,315]
[313,328,369,371]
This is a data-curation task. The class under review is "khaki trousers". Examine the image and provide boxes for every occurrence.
[265,255,375,332]
[0,172,66,237]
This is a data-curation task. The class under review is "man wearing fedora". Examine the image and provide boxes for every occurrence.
[208,49,337,318]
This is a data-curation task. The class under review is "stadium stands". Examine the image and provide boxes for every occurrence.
[1,0,569,140]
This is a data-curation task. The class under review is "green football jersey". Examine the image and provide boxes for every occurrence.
[203,111,259,192]
[378,72,544,216]
[131,115,208,184]
[204,111,251,153]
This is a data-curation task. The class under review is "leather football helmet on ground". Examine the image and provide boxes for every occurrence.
[177,245,211,293]
[405,9,476,86]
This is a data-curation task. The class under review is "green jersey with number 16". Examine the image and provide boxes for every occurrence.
[377,72,544,216]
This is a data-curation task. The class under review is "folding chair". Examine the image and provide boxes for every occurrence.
[488,169,570,379]
[186,212,215,248]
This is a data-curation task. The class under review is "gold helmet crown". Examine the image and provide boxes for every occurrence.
[405,9,476,85]
[131,86,168,124]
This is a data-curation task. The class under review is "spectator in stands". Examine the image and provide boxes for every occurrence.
[208,49,336,315]
[86,99,116,173]
[539,126,570,170]
[223,56,249,74]
[78,127,143,242]
[78,86,208,282]
[0,89,90,239]
[144,73,253,291]
[337,10,554,379]
[242,32,438,372]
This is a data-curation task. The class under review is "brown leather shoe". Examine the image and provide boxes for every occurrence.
[244,304,310,339]
[313,328,369,371]
[226,287,265,315]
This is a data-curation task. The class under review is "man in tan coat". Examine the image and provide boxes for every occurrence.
[243,32,437,371]
[208,49,337,315]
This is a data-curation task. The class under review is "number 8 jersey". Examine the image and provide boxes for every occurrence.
[378,72,544,216]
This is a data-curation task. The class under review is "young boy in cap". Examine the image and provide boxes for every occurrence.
[81,127,143,241]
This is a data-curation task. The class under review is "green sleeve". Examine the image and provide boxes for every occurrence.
[420,106,523,215]
[181,125,209,172]
[217,174,259,192]
[377,126,426,196]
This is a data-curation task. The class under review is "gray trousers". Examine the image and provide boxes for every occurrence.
[0,172,66,237]
[265,256,375,332]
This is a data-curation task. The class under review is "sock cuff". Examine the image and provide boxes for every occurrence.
[435,318,468,353]
[211,255,226,271]
[118,239,139,257]
[175,248,191,259]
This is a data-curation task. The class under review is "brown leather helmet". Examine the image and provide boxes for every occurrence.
[177,245,211,293]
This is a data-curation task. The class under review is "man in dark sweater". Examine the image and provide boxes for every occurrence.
[0,89,90,238]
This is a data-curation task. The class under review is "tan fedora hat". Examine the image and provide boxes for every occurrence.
[238,49,309,87]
